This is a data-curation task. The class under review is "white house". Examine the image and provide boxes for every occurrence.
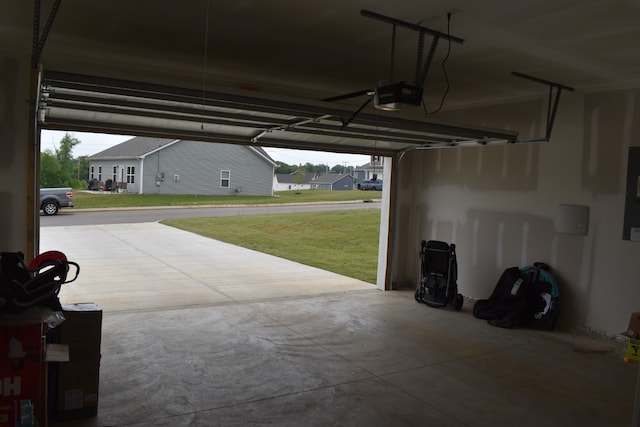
[273,171,313,191]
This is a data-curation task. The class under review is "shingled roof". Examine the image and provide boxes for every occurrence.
[275,171,314,184]
[88,136,275,164]
[312,173,353,184]
[88,137,175,159]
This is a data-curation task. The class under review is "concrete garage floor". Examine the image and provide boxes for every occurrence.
[40,223,636,426]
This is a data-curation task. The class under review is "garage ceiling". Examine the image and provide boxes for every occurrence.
[3,1,639,155]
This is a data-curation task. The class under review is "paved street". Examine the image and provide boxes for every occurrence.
[40,201,381,226]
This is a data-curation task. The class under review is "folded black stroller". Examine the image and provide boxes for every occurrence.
[415,240,463,310]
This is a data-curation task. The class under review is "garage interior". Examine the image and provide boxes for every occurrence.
[39,223,635,426]
[2,1,640,426]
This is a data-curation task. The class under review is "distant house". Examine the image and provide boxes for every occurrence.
[310,173,354,191]
[87,137,277,196]
[355,156,385,183]
[273,171,314,191]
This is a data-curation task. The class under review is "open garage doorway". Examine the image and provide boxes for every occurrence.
[33,69,516,305]
[38,130,389,312]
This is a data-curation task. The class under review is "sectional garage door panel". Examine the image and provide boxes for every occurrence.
[38,71,519,155]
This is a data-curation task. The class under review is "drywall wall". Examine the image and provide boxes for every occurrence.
[392,88,640,336]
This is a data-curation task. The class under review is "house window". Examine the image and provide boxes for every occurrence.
[98,166,102,181]
[112,166,117,182]
[126,166,135,184]
[90,166,95,179]
[220,170,230,188]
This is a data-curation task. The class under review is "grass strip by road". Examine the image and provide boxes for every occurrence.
[73,189,381,209]
[161,209,381,284]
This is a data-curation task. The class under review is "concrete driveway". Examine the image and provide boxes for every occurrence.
[40,222,375,313]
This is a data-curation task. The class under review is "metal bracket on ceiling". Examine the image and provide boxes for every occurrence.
[360,9,464,87]
[512,71,574,141]
[251,114,332,143]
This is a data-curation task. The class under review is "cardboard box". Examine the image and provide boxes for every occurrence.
[52,303,102,420]
[0,321,45,426]
[0,322,43,401]
[623,312,640,338]
[0,399,42,427]
[0,400,17,426]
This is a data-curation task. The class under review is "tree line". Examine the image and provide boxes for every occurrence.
[40,133,89,188]
[275,161,355,175]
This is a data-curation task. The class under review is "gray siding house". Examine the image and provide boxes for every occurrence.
[310,173,354,191]
[88,137,276,196]
[355,156,384,183]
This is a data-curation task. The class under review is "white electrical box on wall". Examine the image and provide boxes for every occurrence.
[555,204,590,235]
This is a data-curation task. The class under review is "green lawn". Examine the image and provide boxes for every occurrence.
[161,209,381,284]
[73,189,383,283]
[72,189,382,209]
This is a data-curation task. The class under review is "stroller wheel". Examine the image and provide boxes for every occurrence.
[454,293,464,311]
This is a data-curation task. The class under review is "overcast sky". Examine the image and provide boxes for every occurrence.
[40,130,371,168]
